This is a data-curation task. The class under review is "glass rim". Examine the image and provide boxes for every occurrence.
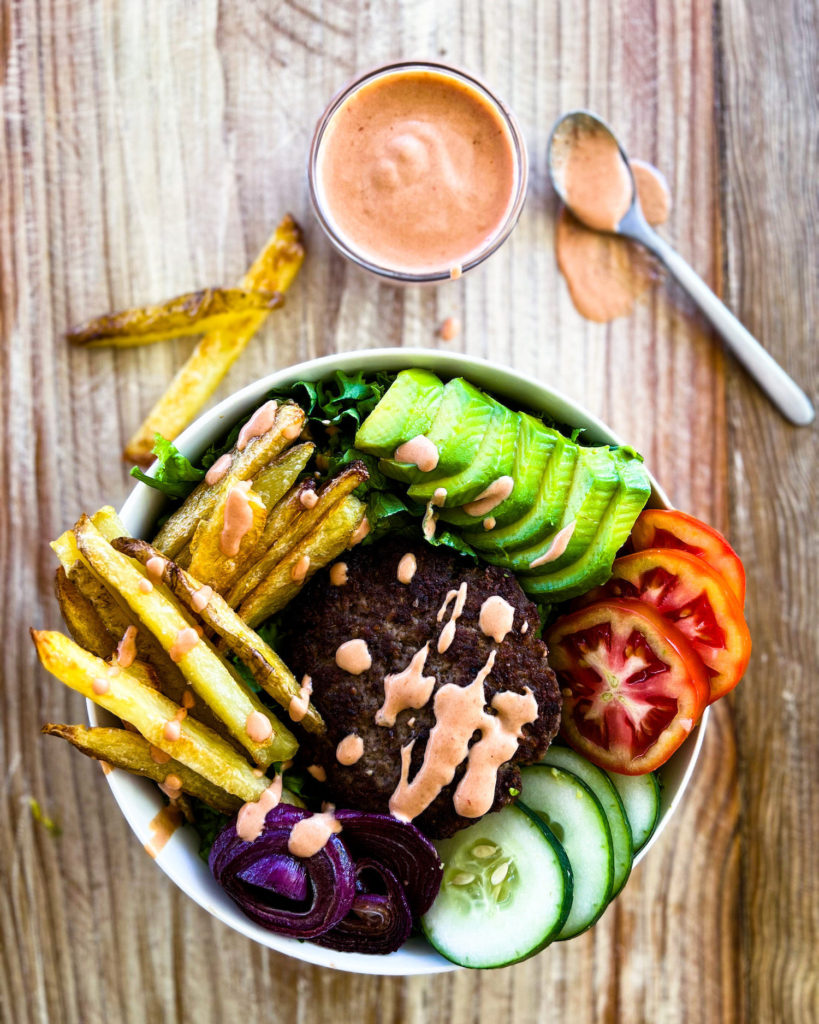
[307,60,529,284]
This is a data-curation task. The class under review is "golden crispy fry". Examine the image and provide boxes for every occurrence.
[187,482,267,592]
[152,402,305,558]
[226,462,369,609]
[54,568,118,659]
[67,288,283,349]
[91,505,129,542]
[32,631,268,803]
[73,515,297,766]
[251,443,314,510]
[238,495,366,627]
[112,537,325,736]
[125,215,305,465]
[257,478,316,553]
[42,724,243,814]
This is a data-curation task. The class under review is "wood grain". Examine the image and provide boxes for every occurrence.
[0,0,813,1022]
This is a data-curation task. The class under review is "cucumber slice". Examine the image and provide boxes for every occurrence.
[422,804,572,968]
[519,765,614,939]
[606,770,661,852]
[540,746,633,897]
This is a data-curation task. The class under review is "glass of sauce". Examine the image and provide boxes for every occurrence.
[308,61,528,283]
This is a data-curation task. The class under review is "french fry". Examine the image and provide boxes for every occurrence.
[42,724,243,814]
[238,495,366,627]
[187,482,267,592]
[32,631,267,803]
[152,401,305,558]
[257,478,316,553]
[125,215,305,465]
[251,443,314,510]
[54,568,117,659]
[67,288,282,349]
[112,537,325,736]
[91,505,129,541]
[226,462,369,608]
[73,515,297,766]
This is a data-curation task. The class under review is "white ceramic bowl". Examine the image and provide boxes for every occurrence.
[90,347,707,975]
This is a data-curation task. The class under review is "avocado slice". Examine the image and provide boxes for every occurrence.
[466,432,579,553]
[408,403,520,506]
[354,368,444,457]
[491,445,621,574]
[439,413,557,528]
[520,454,651,602]
[379,378,495,484]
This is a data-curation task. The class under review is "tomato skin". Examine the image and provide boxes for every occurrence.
[575,548,751,704]
[630,509,746,606]
[546,598,709,775]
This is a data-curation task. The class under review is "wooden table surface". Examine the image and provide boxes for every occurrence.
[1,1,816,1021]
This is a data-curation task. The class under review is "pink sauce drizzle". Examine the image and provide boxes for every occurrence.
[335,639,372,675]
[463,476,514,517]
[307,764,327,782]
[478,595,515,643]
[439,316,460,341]
[394,435,439,473]
[521,620,529,635]
[329,562,348,586]
[163,718,182,742]
[236,401,277,451]
[288,675,313,722]
[236,775,283,842]
[138,578,153,594]
[145,804,182,859]
[150,745,172,765]
[159,773,183,800]
[528,520,577,568]
[437,581,468,654]
[191,585,213,613]
[300,488,319,509]
[220,480,254,557]
[246,710,273,744]
[146,555,168,582]
[422,501,438,540]
[282,420,302,440]
[205,453,232,486]
[483,517,495,531]
[291,554,311,582]
[432,487,447,507]
[453,686,538,817]
[92,676,110,696]
[375,643,436,727]
[116,625,138,668]
[182,689,195,709]
[336,733,365,765]
[396,552,417,584]
[287,811,342,858]
[169,627,200,662]
[349,516,370,547]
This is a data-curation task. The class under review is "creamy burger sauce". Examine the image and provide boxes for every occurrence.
[335,639,372,674]
[393,435,439,473]
[478,595,515,643]
[116,626,138,668]
[236,775,283,842]
[437,581,468,654]
[553,122,632,232]
[288,811,342,858]
[191,585,213,613]
[375,643,436,727]
[336,733,365,765]
[463,476,514,517]
[289,675,313,722]
[246,710,273,744]
[316,69,518,275]
[220,481,254,557]
[556,159,671,322]
[529,519,577,568]
[236,401,277,451]
[329,561,348,586]
[145,804,183,859]
[169,627,199,663]
[396,552,417,584]
[205,453,232,486]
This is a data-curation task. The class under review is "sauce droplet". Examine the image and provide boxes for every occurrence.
[92,676,110,696]
[432,487,447,507]
[191,585,213,613]
[116,625,138,668]
[329,561,348,586]
[439,316,460,341]
[335,639,372,675]
[394,435,440,473]
[138,578,153,594]
[236,776,284,843]
[169,627,200,663]
[236,401,277,451]
[288,675,313,723]
[478,595,516,643]
[437,582,468,654]
[307,764,327,782]
[287,811,342,858]
[336,733,365,765]
[220,481,254,557]
[300,488,319,509]
[348,516,370,547]
[246,710,273,744]
[291,554,311,582]
[376,643,436,727]
[483,517,495,531]
[163,719,182,742]
[463,476,514,517]
[528,520,577,568]
[146,555,168,582]
[150,745,172,765]
[396,552,417,584]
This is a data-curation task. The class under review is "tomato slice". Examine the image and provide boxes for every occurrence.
[546,598,709,774]
[576,549,751,703]
[630,509,746,606]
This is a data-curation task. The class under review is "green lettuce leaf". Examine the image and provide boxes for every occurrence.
[130,435,205,500]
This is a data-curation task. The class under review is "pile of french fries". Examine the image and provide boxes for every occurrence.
[67,214,305,466]
[36,401,369,817]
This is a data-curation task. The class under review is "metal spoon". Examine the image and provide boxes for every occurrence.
[548,110,814,426]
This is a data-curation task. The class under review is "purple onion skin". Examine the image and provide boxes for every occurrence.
[333,810,443,918]
[314,858,413,955]
[236,855,308,903]
[209,805,355,939]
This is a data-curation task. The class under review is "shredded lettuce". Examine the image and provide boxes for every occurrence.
[130,435,205,499]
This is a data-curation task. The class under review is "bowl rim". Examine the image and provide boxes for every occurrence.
[90,347,708,975]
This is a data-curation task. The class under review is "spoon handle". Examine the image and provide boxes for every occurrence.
[644,229,814,426]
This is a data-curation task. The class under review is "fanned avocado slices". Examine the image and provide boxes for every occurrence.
[520,454,651,601]
[439,413,557,528]
[408,403,519,506]
[354,368,444,458]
